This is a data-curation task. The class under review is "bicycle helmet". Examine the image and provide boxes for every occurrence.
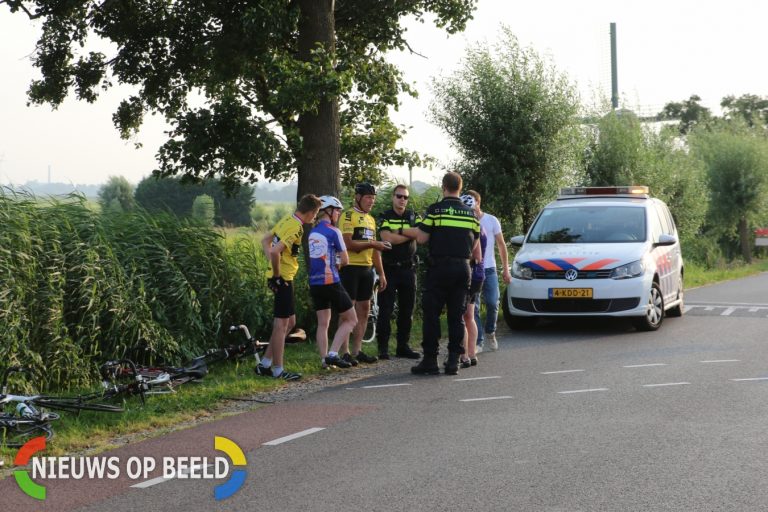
[319,195,344,210]
[354,182,377,196]
[460,194,476,209]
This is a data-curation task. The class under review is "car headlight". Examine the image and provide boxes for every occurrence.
[512,261,533,280]
[610,260,645,280]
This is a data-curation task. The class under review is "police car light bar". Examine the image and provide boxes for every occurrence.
[559,186,650,196]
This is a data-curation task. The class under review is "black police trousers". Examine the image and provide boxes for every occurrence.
[376,265,416,354]
[421,259,471,357]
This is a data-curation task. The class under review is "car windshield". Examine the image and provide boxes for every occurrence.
[527,205,646,243]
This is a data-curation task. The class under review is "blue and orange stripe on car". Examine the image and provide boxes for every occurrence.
[525,258,618,271]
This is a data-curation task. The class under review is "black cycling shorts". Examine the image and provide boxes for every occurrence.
[468,279,483,304]
[310,282,354,313]
[273,280,295,319]
[339,265,375,302]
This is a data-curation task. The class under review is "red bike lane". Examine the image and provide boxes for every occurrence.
[3,402,375,512]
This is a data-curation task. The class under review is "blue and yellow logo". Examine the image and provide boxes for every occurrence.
[214,435,247,501]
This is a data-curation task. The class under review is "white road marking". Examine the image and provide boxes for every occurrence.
[683,305,694,313]
[688,301,768,307]
[700,359,740,364]
[557,388,608,394]
[721,307,736,316]
[540,369,585,375]
[132,476,172,489]
[749,307,759,313]
[731,377,768,382]
[642,382,690,388]
[132,466,210,489]
[453,376,501,382]
[704,306,714,311]
[263,427,326,446]
[459,395,513,402]
[622,363,667,368]
[359,383,413,389]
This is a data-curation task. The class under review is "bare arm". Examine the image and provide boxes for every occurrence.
[343,234,390,253]
[472,237,482,265]
[338,250,349,268]
[268,241,285,277]
[496,232,512,283]
[373,249,387,292]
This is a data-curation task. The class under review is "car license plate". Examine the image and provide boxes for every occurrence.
[549,288,593,299]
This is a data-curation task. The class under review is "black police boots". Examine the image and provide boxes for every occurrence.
[443,353,460,376]
[411,355,440,375]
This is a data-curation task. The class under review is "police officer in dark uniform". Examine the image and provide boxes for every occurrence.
[376,184,421,360]
[405,172,480,375]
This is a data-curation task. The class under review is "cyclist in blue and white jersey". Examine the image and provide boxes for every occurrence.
[308,196,358,369]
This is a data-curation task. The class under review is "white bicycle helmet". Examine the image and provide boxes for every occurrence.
[460,194,476,209]
[319,195,344,210]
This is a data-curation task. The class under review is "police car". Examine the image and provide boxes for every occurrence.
[503,186,684,331]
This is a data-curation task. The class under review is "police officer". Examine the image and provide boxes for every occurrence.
[405,172,480,375]
[375,184,421,360]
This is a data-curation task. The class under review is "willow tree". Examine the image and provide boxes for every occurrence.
[2,0,477,197]
[430,27,581,232]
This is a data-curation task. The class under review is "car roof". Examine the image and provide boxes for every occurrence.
[544,196,650,209]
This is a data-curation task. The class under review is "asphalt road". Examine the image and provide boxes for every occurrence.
[9,272,768,512]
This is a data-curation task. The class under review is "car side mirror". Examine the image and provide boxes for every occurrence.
[509,235,525,247]
[655,234,677,247]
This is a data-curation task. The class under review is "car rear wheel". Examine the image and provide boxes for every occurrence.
[502,287,538,330]
[633,281,664,331]
[666,274,684,317]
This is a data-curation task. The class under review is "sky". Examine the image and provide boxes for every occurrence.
[1,0,767,187]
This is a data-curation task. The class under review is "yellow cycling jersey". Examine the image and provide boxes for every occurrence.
[341,207,376,267]
[267,213,304,281]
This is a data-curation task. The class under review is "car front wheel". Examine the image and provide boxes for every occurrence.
[502,287,538,330]
[633,281,664,331]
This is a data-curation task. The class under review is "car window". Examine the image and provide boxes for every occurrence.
[648,205,664,242]
[527,205,646,243]
[654,202,673,235]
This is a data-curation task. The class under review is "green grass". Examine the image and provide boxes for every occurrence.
[685,258,768,288]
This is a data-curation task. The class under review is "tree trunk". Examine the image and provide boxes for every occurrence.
[296,0,340,201]
[738,216,752,263]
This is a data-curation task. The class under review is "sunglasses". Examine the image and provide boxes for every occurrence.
[395,194,409,200]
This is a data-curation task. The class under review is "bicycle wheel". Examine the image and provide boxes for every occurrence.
[0,421,54,448]
[32,396,125,414]
[362,284,379,344]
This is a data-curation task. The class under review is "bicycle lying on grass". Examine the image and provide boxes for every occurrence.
[1,367,61,447]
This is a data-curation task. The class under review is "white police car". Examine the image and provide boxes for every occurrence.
[503,186,684,331]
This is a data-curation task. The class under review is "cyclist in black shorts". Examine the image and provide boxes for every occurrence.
[339,182,391,365]
[308,196,357,369]
[256,194,321,381]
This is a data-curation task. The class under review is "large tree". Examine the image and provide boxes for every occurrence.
[431,27,581,232]
[2,0,477,198]
[658,94,711,135]
[689,122,768,263]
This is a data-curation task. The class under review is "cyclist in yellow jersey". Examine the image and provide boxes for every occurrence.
[339,182,391,365]
[256,194,321,381]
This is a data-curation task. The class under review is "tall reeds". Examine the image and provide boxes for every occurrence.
[0,190,271,390]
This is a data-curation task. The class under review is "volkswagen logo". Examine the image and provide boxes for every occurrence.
[564,269,579,281]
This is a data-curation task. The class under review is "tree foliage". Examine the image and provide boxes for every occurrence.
[689,122,768,262]
[134,176,253,227]
[658,94,711,135]
[430,28,581,232]
[583,110,708,251]
[3,0,477,195]
[191,194,215,226]
[721,94,768,129]
[98,175,135,213]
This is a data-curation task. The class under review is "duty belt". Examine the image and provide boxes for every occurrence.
[383,260,415,269]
